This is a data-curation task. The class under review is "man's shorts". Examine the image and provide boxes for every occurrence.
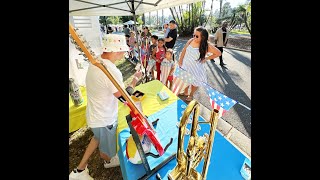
[91,121,118,158]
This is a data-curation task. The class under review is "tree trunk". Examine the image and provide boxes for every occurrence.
[188,4,191,28]
[178,6,183,25]
[244,13,251,34]
[169,8,177,23]
[162,9,164,27]
[192,3,194,30]
[229,12,236,31]
[219,0,223,18]
[200,1,206,26]
[174,7,180,24]
[204,0,214,27]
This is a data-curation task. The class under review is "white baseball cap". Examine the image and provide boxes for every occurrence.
[101,34,129,52]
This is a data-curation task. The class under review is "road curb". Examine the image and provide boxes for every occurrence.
[199,103,251,158]
[225,47,251,53]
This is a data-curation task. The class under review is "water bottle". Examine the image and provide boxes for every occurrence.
[69,78,83,106]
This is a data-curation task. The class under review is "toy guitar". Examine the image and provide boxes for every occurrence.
[69,24,168,156]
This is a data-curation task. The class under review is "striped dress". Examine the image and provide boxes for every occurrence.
[160,59,174,85]
[181,45,207,87]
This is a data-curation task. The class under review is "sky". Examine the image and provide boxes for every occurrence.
[146,0,249,17]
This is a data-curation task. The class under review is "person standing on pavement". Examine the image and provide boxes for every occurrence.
[214,21,229,66]
[69,34,130,180]
[164,20,178,49]
[178,26,221,102]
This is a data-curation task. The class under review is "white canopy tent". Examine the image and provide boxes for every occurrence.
[70,0,204,16]
[69,0,204,83]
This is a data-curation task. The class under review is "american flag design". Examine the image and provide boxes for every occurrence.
[160,59,174,85]
[140,46,148,66]
[171,67,195,95]
[203,83,237,118]
[146,59,156,73]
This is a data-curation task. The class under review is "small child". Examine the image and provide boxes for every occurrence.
[160,48,175,89]
[152,38,166,81]
[128,31,136,48]
[146,35,158,80]
[132,41,139,63]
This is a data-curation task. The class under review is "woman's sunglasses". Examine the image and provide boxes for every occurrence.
[193,34,199,38]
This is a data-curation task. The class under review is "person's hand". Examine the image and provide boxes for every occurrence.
[178,61,182,67]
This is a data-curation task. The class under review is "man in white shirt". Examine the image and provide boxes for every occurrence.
[69,34,129,180]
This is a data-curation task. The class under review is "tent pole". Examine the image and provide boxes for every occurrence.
[131,0,140,61]
[131,0,147,83]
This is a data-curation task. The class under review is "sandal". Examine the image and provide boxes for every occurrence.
[186,95,193,102]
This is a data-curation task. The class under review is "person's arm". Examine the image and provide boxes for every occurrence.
[203,43,221,62]
[113,69,142,102]
[178,38,193,67]
[164,36,173,43]
[169,64,175,75]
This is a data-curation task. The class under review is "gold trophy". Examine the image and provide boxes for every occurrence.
[168,100,220,180]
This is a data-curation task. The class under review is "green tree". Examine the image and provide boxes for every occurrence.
[169,2,206,37]
[99,16,112,27]
[221,2,232,18]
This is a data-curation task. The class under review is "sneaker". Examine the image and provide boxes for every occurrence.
[69,167,93,180]
[104,155,120,169]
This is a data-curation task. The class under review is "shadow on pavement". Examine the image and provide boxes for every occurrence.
[225,49,251,68]
[206,60,251,137]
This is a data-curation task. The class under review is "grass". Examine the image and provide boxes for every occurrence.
[230,29,250,35]
[114,57,137,87]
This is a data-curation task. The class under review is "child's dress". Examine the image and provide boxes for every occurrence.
[160,58,174,85]
[146,44,157,75]
[155,46,166,81]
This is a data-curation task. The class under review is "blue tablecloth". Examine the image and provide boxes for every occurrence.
[118,99,248,180]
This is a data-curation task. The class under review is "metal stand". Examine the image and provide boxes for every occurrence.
[126,115,175,180]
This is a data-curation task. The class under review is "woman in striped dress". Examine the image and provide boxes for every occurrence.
[178,26,221,101]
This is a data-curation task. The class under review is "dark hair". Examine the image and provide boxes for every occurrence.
[166,48,174,61]
[124,25,127,28]
[143,26,149,30]
[151,35,158,40]
[169,20,176,24]
[158,38,165,42]
[125,34,130,38]
[195,26,209,62]
[157,38,167,52]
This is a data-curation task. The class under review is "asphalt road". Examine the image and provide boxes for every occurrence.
[172,39,251,138]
